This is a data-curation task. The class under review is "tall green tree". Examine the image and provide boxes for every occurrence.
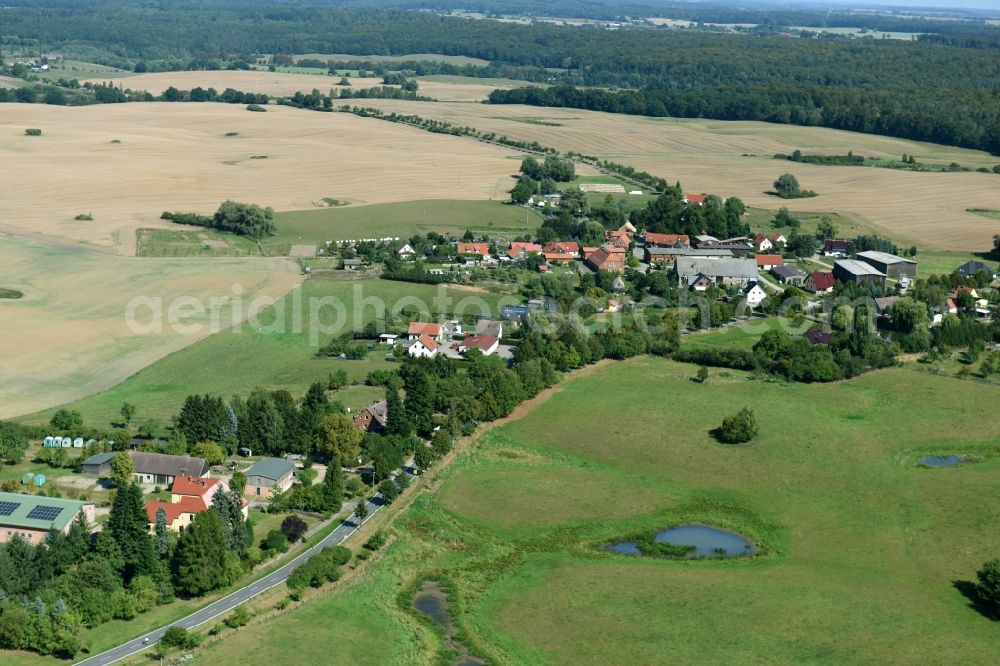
[321,457,344,513]
[403,370,435,436]
[120,402,136,429]
[385,388,412,437]
[109,452,134,487]
[107,483,156,583]
[154,508,169,558]
[171,510,235,597]
[241,388,284,455]
[210,487,251,554]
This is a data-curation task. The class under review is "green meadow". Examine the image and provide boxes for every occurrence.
[21,276,509,427]
[266,200,539,254]
[211,357,1000,664]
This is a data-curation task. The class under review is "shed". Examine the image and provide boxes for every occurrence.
[73,437,84,448]
[34,474,45,487]
[60,437,71,448]
[21,472,35,485]
[81,452,116,477]
[43,436,54,448]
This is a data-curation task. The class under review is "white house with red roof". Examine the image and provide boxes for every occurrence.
[755,254,785,270]
[683,193,706,206]
[457,242,491,259]
[408,334,438,358]
[754,236,774,252]
[407,322,443,342]
[145,476,244,533]
[459,334,499,356]
[507,242,543,261]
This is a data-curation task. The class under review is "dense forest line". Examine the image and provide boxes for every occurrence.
[2,4,1000,151]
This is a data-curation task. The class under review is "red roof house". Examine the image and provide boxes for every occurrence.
[683,193,706,205]
[808,271,835,293]
[457,242,491,258]
[507,242,543,260]
[644,232,690,248]
[460,334,499,356]
[756,254,784,269]
[407,322,443,341]
[584,245,627,273]
[543,241,580,255]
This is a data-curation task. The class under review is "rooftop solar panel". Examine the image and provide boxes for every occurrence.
[26,505,63,521]
[0,501,20,516]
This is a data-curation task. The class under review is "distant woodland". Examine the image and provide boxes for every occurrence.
[3,1,1000,151]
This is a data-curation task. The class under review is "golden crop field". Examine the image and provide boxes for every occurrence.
[81,70,384,97]
[0,234,301,419]
[360,100,1000,251]
[0,102,521,254]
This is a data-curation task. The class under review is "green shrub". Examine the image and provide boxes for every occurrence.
[161,626,198,650]
[246,104,266,112]
[24,128,41,136]
[74,213,93,221]
[363,531,386,551]
[717,407,759,444]
[225,131,239,136]
[223,606,251,629]
[263,529,289,553]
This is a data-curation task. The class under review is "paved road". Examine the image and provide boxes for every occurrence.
[74,493,387,666]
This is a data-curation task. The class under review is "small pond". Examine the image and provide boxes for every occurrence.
[918,454,977,468]
[413,581,486,666]
[608,524,755,558]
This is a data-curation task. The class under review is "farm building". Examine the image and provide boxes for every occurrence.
[354,400,388,433]
[855,251,917,278]
[130,451,209,486]
[81,451,116,476]
[341,258,366,270]
[0,492,95,545]
[956,261,995,280]
[771,265,806,286]
[807,271,836,294]
[245,458,296,499]
[673,257,759,288]
[644,247,733,264]
[823,239,850,257]
[833,259,887,288]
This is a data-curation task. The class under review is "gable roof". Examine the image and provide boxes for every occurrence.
[856,250,916,266]
[508,242,542,259]
[810,271,835,291]
[407,322,442,337]
[675,257,758,280]
[457,242,490,256]
[543,241,580,254]
[417,334,438,351]
[957,260,995,277]
[130,451,209,478]
[82,452,115,467]
[246,457,296,481]
[585,245,626,271]
[744,282,766,295]
[684,193,706,204]
[834,259,885,277]
[462,334,499,352]
[823,239,850,252]
[756,254,784,267]
[771,265,805,279]
[0,492,90,532]
[644,232,690,247]
[171,476,220,497]
[145,495,207,525]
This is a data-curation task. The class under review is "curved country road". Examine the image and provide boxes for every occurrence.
[74,494,386,666]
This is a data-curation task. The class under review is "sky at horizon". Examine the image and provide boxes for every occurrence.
[775,0,1000,11]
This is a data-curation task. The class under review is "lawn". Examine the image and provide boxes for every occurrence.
[200,356,1000,664]
[745,206,873,240]
[266,200,538,254]
[21,276,508,428]
[680,317,790,352]
[136,228,261,257]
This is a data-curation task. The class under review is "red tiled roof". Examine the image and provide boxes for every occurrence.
[684,193,706,204]
[585,245,626,272]
[408,322,442,337]
[418,334,438,351]
[810,271,835,291]
[462,334,499,352]
[457,242,490,256]
[544,252,576,262]
[171,476,219,497]
[645,232,690,247]
[543,241,580,254]
[756,254,784,267]
[145,496,206,524]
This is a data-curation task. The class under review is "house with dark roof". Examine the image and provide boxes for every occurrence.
[956,260,995,280]
[129,452,209,486]
[245,458,296,499]
[823,239,850,257]
[771,265,806,286]
[673,257,759,288]
[354,400,388,433]
[0,493,96,544]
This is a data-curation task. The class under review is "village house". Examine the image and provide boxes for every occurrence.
[245,458,297,499]
[771,265,806,286]
[544,251,577,264]
[460,334,500,356]
[644,232,691,248]
[956,260,996,280]
[407,322,443,342]
[584,245,627,273]
[456,242,491,259]
[144,476,244,532]
[683,193,706,206]
[0,493,96,545]
[341,258,366,270]
[408,334,438,358]
[475,319,503,339]
[755,254,784,271]
[128,452,210,486]
[754,236,774,252]
[354,400,388,432]
[397,243,417,259]
[543,241,581,255]
[822,239,850,257]
[807,271,836,294]
[507,242,543,261]
[833,259,886,288]
[607,229,632,249]
[744,282,768,307]
[856,250,917,278]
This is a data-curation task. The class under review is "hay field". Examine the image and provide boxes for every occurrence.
[81,70,383,96]
[0,103,519,253]
[0,233,300,419]
[359,100,1000,250]
[415,75,541,102]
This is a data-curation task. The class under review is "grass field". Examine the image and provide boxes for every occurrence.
[268,200,538,252]
[681,317,791,351]
[0,102,518,253]
[0,234,300,420]
[19,276,510,426]
[136,228,260,257]
[414,75,541,102]
[354,99,1000,251]
[202,357,1000,664]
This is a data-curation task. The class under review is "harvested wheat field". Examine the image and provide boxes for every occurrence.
[82,70,384,97]
[0,234,300,419]
[415,75,542,102]
[0,102,519,253]
[362,100,1000,250]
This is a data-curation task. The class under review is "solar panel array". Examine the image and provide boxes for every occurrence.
[0,501,20,516]
[26,505,63,521]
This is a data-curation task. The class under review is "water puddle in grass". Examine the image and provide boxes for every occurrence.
[608,524,755,558]
[413,581,485,666]
[919,455,978,468]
